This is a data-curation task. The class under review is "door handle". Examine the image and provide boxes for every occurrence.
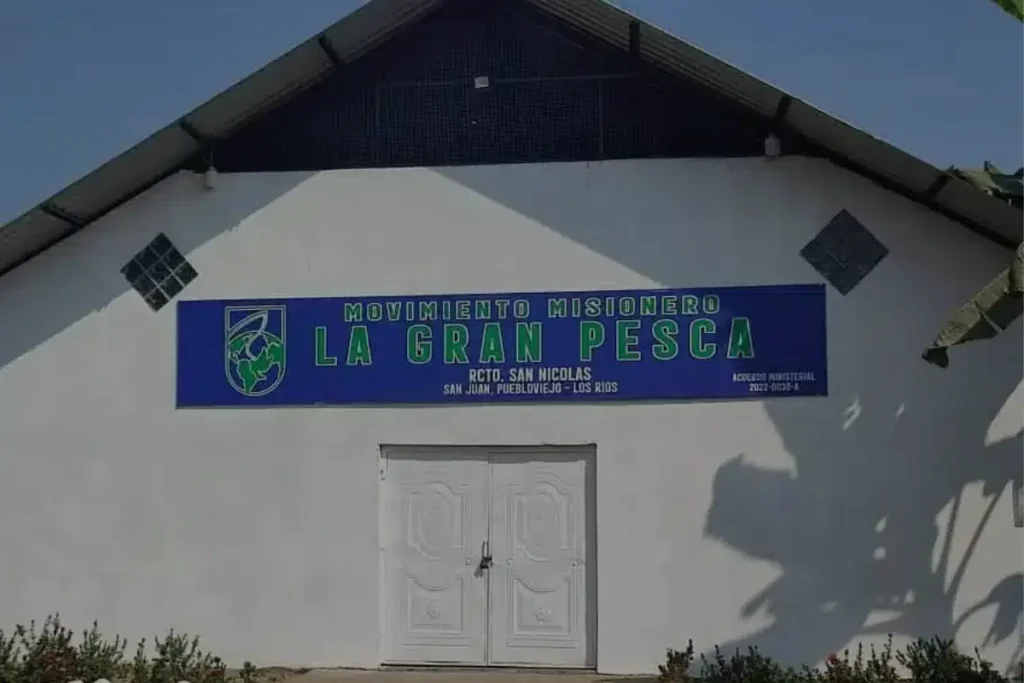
[479,540,493,570]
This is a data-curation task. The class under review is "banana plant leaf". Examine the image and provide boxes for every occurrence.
[923,5,1023,366]
[991,0,1023,21]
[955,164,1024,198]
[923,243,1023,367]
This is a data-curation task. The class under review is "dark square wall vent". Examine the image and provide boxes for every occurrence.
[800,209,888,295]
[121,233,197,310]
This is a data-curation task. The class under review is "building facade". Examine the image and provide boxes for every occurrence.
[0,0,1020,675]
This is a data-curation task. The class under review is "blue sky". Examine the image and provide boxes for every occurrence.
[0,0,1020,223]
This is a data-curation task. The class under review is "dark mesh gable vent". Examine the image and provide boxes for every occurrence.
[121,234,198,310]
[197,0,810,173]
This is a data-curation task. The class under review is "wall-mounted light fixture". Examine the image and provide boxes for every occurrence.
[197,149,218,190]
[203,164,218,190]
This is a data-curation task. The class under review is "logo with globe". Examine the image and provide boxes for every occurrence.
[224,305,287,397]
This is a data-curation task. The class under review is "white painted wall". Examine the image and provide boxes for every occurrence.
[0,158,1020,675]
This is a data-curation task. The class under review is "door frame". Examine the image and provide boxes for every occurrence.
[378,443,598,669]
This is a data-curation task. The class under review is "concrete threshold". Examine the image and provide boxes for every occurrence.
[250,667,656,683]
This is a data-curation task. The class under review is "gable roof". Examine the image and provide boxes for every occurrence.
[1,0,1020,278]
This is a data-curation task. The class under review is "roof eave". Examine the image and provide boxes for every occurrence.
[0,0,1018,279]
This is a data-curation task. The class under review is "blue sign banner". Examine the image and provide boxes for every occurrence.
[176,284,828,407]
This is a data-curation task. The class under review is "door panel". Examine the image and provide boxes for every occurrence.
[487,452,591,667]
[382,449,488,664]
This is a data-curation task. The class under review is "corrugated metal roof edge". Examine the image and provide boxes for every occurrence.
[525,0,1021,248]
[1,0,1019,281]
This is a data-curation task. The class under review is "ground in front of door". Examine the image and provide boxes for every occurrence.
[246,669,654,683]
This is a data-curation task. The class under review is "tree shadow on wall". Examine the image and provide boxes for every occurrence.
[428,158,1022,674]
[704,377,1023,675]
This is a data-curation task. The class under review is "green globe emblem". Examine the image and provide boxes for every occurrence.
[224,305,287,397]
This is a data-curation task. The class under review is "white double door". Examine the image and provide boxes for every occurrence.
[382,446,593,668]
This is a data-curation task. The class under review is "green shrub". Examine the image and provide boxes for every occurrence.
[1,614,1019,683]
[0,614,248,683]
[896,636,1008,683]
[0,615,128,683]
[76,620,130,683]
[658,640,697,681]
[819,638,899,683]
[698,644,806,682]
[129,631,226,683]
[659,634,1017,682]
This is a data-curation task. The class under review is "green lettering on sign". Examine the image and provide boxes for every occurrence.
[418,301,438,321]
[615,320,641,361]
[516,322,542,363]
[689,318,716,359]
[407,324,432,364]
[479,323,505,363]
[579,321,605,361]
[548,298,568,318]
[727,317,755,358]
[444,324,469,364]
[346,325,372,365]
[343,303,362,322]
[651,319,679,361]
[314,326,337,366]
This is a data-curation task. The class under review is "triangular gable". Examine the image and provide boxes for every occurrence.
[197,0,810,172]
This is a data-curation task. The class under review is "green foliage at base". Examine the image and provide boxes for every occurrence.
[0,614,274,683]
[659,635,1022,682]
